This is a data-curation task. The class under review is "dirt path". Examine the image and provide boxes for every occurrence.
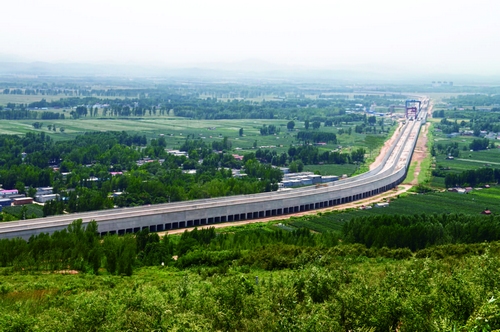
[405,104,433,186]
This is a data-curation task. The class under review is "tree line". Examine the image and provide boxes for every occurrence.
[0,92,403,122]
[444,167,500,188]
[343,213,500,251]
[0,109,64,120]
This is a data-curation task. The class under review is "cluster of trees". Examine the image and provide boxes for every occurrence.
[2,88,143,97]
[436,110,500,135]
[259,124,279,135]
[296,131,337,143]
[343,213,500,251]
[353,121,386,134]
[211,136,232,151]
[469,115,500,134]
[0,220,135,275]
[32,122,66,131]
[0,223,339,275]
[433,141,460,158]
[444,167,500,187]
[0,109,63,120]
[0,220,173,276]
[254,145,365,167]
[0,90,405,122]
[444,94,500,107]
[436,118,461,134]
[0,131,148,190]
[0,132,284,217]
[431,138,494,158]
[433,109,446,117]
[469,138,491,151]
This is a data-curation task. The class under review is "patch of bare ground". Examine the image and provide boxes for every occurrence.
[406,105,433,186]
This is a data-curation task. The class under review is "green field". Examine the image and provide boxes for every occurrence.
[0,117,392,161]
[288,186,500,232]
[2,204,44,219]
[0,94,68,106]
[430,120,500,186]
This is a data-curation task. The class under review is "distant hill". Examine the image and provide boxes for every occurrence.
[1,58,500,85]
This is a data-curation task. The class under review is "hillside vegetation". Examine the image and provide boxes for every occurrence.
[1,215,500,331]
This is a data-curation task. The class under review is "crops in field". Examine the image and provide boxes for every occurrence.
[0,117,391,162]
[2,204,44,219]
[288,186,500,232]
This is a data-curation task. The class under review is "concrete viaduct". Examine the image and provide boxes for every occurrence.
[0,100,428,240]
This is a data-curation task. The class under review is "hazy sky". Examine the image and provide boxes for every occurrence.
[2,0,500,74]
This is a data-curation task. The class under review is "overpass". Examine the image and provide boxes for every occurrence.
[0,99,429,240]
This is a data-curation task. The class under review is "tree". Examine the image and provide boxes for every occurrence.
[305,120,310,130]
[59,127,65,133]
[287,121,295,131]
[297,160,304,172]
[469,138,489,151]
[75,106,87,118]
[27,186,37,198]
[312,121,321,130]
[239,128,244,137]
[15,181,25,194]
[368,116,377,125]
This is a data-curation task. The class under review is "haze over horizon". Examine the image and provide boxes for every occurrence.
[2,0,499,76]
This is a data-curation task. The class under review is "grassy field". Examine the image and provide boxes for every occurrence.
[0,94,68,106]
[429,119,500,186]
[440,157,500,174]
[418,154,432,183]
[0,117,393,158]
[288,186,500,232]
[403,161,417,183]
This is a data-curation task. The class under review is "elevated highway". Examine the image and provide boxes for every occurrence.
[0,99,429,240]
